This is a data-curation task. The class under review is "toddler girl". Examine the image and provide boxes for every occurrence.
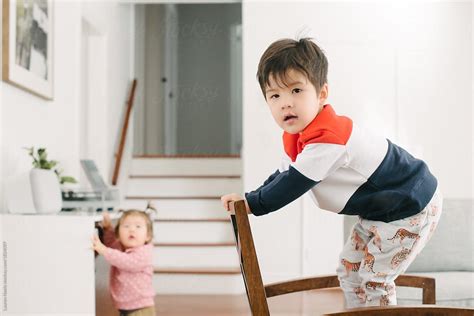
[92,207,156,316]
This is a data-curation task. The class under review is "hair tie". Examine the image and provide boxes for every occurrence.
[145,201,158,215]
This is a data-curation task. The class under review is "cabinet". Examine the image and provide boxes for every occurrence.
[0,212,116,315]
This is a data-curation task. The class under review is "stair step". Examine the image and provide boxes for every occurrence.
[125,196,221,200]
[154,267,241,275]
[119,198,226,220]
[127,177,242,197]
[131,157,241,177]
[134,155,240,158]
[130,175,241,179]
[153,273,244,294]
[154,218,228,223]
[153,221,233,243]
[154,242,235,247]
[152,243,239,268]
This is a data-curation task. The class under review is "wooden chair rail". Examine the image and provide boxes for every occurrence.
[394,275,436,304]
[325,305,474,316]
[264,275,435,303]
[265,275,340,298]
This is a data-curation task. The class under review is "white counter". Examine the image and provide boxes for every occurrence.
[0,211,120,315]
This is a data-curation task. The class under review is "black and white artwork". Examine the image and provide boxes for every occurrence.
[2,0,54,99]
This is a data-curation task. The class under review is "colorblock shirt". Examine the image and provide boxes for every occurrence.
[245,104,438,222]
[102,228,155,311]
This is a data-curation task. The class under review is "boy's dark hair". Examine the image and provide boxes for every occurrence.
[257,38,328,98]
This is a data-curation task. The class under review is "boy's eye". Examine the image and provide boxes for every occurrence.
[269,94,279,99]
[292,88,302,93]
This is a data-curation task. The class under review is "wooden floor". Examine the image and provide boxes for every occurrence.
[98,288,346,316]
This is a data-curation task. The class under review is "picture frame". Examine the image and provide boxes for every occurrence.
[2,0,54,100]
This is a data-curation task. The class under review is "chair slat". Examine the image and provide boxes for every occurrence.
[230,201,270,315]
[265,275,340,297]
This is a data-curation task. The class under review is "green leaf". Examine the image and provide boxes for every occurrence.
[38,148,47,160]
[60,176,78,184]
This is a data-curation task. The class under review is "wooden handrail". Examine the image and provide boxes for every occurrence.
[112,79,137,186]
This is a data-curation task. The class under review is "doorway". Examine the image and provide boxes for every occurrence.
[133,3,242,156]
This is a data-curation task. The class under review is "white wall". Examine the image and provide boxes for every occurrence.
[0,0,133,210]
[81,1,134,180]
[1,1,82,211]
[243,1,472,283]
[0,0,3,213]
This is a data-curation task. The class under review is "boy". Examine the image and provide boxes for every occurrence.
[221,38,442,308]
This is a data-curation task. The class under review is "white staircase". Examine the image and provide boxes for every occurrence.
[120,156,245,294]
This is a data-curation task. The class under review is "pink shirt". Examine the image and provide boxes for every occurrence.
[102,228,155,310]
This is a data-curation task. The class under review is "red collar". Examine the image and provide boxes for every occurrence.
[282,104,352,162]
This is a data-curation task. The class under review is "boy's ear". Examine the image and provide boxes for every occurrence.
[319,84,329,104]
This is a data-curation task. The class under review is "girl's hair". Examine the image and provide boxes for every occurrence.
[114,202,157,243]
[256,37,328,98]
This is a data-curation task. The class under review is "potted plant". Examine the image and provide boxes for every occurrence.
[25,147,77,213]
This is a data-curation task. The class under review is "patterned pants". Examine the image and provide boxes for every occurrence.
[336,189,442,308]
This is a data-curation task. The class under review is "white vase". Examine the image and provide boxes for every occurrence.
[30,169,62,213]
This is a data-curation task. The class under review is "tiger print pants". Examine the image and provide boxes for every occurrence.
[336,189,443,308]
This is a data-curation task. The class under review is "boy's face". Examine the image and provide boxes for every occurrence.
[118,214,151,249]
[265,69,328,134]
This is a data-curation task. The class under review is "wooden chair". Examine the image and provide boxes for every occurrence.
[229,200,474,316]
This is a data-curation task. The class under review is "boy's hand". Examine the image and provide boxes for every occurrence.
[102,211,112,230]
[220,193,251,214]
[92,234,107,255]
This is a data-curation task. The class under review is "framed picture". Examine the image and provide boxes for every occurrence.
[2,0,54,100]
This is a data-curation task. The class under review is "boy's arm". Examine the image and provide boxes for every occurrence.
[251,169,281,192]
[245,166,318,216]
[246,144,346,216]
[251,154,292,192]
[102,245,152,272]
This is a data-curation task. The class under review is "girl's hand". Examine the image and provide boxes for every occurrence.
[102,211,112,230]
[92,234,107,255]
[220,193,252,214]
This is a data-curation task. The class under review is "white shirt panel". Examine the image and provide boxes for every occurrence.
[291,143,348,182]
[309,166,368,213]
[279,154,292,173]
[346,124,388,179]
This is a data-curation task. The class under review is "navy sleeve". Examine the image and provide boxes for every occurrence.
[245,166,319,216]
[254,169,281,191]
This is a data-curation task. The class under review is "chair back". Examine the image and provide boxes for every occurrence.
[230,200,270,316]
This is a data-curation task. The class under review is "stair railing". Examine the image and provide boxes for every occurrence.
[112,79,138,186]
